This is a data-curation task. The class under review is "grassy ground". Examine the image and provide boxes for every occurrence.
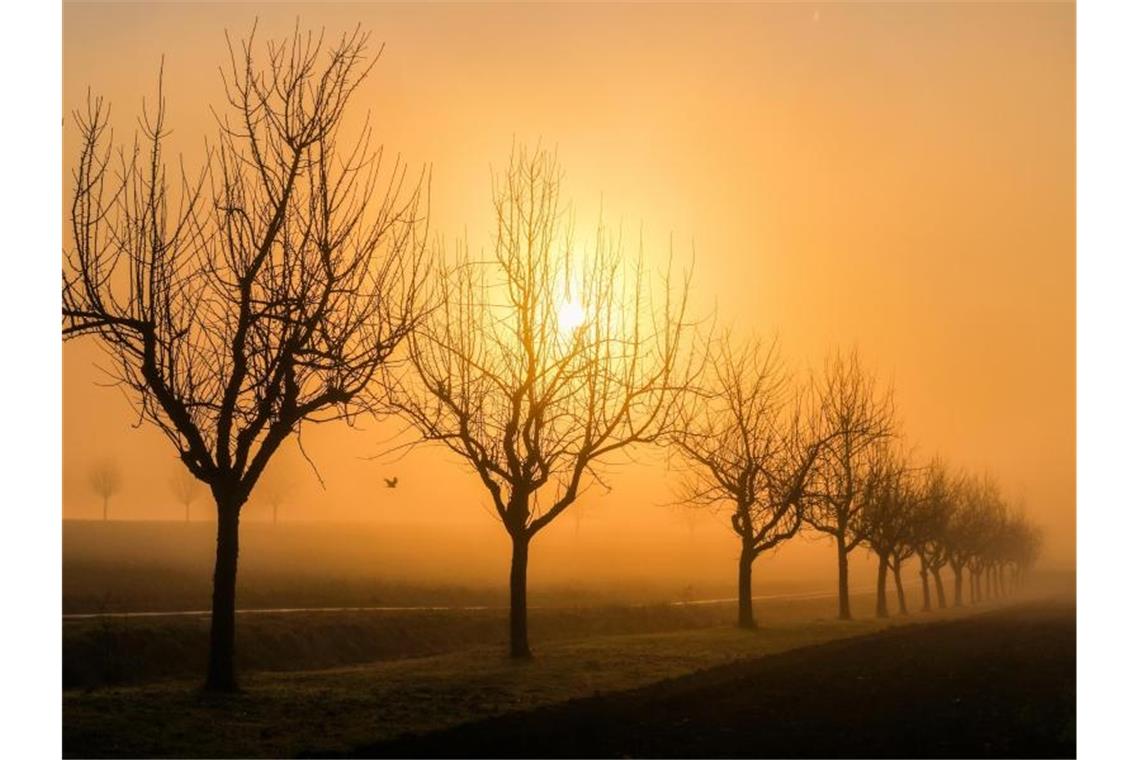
[63,590,1023,758]
[361,600,1076,759]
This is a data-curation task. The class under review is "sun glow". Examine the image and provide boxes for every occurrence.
[557,298,587,334]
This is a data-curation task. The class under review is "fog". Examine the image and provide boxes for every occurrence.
[62,1,1074,593]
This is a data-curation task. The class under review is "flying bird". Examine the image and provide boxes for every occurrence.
[384,477,399,489]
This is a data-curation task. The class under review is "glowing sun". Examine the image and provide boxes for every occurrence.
[557,298,586,334]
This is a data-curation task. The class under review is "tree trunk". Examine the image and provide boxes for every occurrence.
[919,557,931,612]
[206,502,241,692]
[102,495,108,522]
[998,565,1006,596]
[837,535,852,620]
[737,543,757,629]
[892,561,908,615]
[953,565,963,606]
[875,552,889,618]
[509,533,531,659]
[985,566,993,599]
[933,566,946,608]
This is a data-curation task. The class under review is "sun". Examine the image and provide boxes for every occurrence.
[557,298,586,334]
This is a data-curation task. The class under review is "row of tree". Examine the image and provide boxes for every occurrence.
[62,25,1042,692]
[671,338,1043,628]
[84,460,289,524]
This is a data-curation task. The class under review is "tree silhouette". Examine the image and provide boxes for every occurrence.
[670,335,826,628]
[63,24,427,691]
[89,458,122,521]
[389,145,697,658]
[857,444,920,618]
[909,458,957,611]
[256,467,293,525]
[169,465,203,522]
[803,350,894,620]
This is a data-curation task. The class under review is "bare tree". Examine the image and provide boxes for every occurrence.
[670,335,826,628]
[169,465,203,522]
[856,445,911,617]
[256,468,293,525]
[89,458,122,521]
[389,145,697,658]
[63,25,427,691]
[803,350,894,620]
[944,472,1000,606]
[1003,513,1043,591]
[909,457,956,611]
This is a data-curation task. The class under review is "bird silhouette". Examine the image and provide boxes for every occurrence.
[384,477,398,489]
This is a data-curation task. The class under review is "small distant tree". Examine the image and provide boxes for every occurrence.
[1004,513,1043,590]
[170,466,203,522]
[63,25,427,690]
[257,470,293,525]
[803,350,894,620]
[909,458,957,611]
[670,335,827,628]
[89,458,122,521]
[389,145,698,658]
[944,472,997,606]
[857,445,919,618]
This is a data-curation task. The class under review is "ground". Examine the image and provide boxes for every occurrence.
[62,591,1073,758]
[356,600,1075,759]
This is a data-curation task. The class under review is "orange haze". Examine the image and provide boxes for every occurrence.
[62,2,1074,587]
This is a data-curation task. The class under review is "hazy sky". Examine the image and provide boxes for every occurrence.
[62,2,1074,569]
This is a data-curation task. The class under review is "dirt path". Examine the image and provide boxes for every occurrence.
[349,600,1075,759]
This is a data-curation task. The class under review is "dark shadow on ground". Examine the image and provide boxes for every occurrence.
[341,600,1075,759]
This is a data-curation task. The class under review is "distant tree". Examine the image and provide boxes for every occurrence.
[966,479,1006,604]
[63,25,427,690]
[857,445,918,618]
[389,145,698,658]
[169,466,203,522]
[803,350,894,620]
[570,498,594,538]
[1004,513,1043,590]
[256,469,293,525]
[89,458,122,521]
[943,472,997,606]
[909,458,957,611]
[670,335,827,628]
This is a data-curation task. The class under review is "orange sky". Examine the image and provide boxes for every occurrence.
[62,2,1074,570]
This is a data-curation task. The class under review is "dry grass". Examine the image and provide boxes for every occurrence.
[64,591,1007,758]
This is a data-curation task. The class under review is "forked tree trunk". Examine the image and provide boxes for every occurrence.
[919,557,931,612]
[933,566,947,609]
[875,552,890,618]
[509,533,531,659]
[892,561,908,615]
[206,501,241,692]
[836,535,852,620]
[737,543,756,629]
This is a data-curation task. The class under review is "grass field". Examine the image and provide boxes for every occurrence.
[62,589,1047,759]
[362,600,1076,759]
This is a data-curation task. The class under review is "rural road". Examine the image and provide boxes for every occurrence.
[344,600,1075,759]
[61,585,890,620]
